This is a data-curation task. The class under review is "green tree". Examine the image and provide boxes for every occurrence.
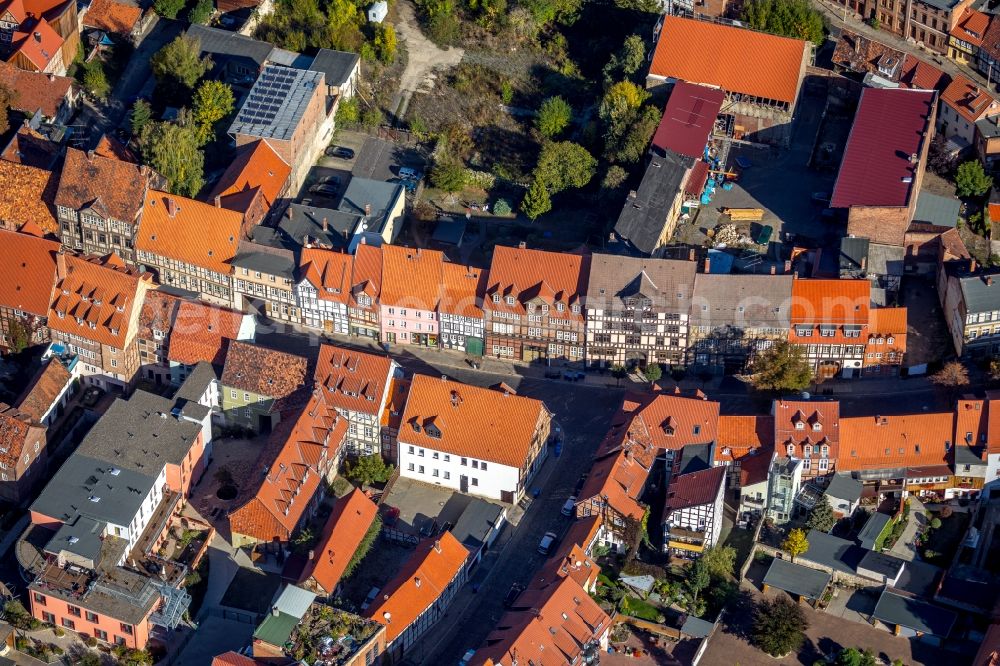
[806,495,837,532]
[612,104,660,163]
[521,177,552,220]
[336,97,360,125]
[534,140,597,194]
[344,515,382,577]
[602,165,627,191]
[142,120,205,198]
[493,198,512,216]
[752,596,808,657]
[131,99,153,138]
[680,558,710,617]
[955,159,993,198]
[187,0,214,23]
[700,545,737,579]
[0,82,17,134]
[522,0,581,26]
[3,600,34,630]
[783,528,810,562]
[374,23,397,63]
[741,0,825,44]
[192,80,235,144]
[930,517,942,529]
[749,341,813,393]
[644,363,662,383]
[619,35,646,76]
[600,81,651,159]
[82,62,110,99]
[612,0,661,11]
[835,647,877,666]
[154,0,185,18]
[344,454,394,487]
[6,316,33,353]
[151,35,212,93]
[536,96,573,139]
[431,158,467,194]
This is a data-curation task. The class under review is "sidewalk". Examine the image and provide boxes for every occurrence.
[814,0,996,92]
[889,496,927,561]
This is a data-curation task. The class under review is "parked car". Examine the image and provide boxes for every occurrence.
[503,582,525,608]
[361,586,380,611]
[326,146,355,159]
[538,531,558,555]
[398,166,423,181]
[561,496,577,517]
[459,649,476,666]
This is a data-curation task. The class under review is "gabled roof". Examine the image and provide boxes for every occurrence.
[399,375,548,468]
[831,88,935,209]
[868,307,907,335]
[0,159,58,233]
[0,61,72,118]
[351,242,382,304]
[690,273,793,328]
[898,57,949,91]
[586,253,696,315]
[613,152,692,256]
[93,134,138,164]
[16,357,71,422]
[365,532,468,643]
[137,191,244,275]
[380,245,443,310]
[774,399,840,455]
[486,245,589,320]
[439,263,485,319]
[137,289,180,341]
[666,465,724,512]
[208,139,290,224]
[838,412,953,471]
[314,343,395,417]
[55,148,156,224]
[825,473,862,503]
[651,81,724,159]
[11,21,63,71]
[634,391,720,450]
[941,74,998,125]
[649,15,808,104]
[221,340,307,399]
[0,405,42,470]
[212,651,259,666]
[48,253,148,348]
[952,8,990,47]
[308,49,359,88]
[302,488,378,594]
[1,125,60,169]
[168,300,246,366]
[790,279,870,325]
[299,248,352,304]
[82,0,142,33]
[0,226,59,317]
[186,24,275,66]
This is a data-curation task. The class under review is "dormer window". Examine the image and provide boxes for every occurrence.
[794,421,804,430]
[492,293,500,303]
[57,311,65,319]
[541,304,549,314]
[804,445,812,457]
[505,295,515,305]
[571,303,580,314]
[812,422,822,432]
[556,302,565,312]
[787,444,795,456]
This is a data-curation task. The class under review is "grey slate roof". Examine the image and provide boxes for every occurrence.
[977,115,1000,139]
[825,473,862,504]
[913,191,960,227]
[231,239,296,279]
[873,589,956,636]
[187,24,275,67]
[763,557,831,600]
[857,512,891,550]
[867,242,905,277]
[690,274,794,328]
[229,66,324,142]
[309,49,359,88]
[614,153,691,256]
[269,202,358,252]
[78,390,203,472]
[585,254,697,316]
[858,550,906,579]
[959,273,1000,314]
[174,361,218,407]
[839,236,869,276]
[802,529,864,574]
[451,498,506,554]
[30,454,156,533]
[954,443,985,467]
[338,177,404,226]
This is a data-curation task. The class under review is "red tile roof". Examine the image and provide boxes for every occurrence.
[351,243,382,306]
[633,391,720,451]
[137,191,245,275]
[898,56,949,91]
[380,245,443,310]
[790,279,870,325]
[485,245,589,322]
[208,140,290,226]
[0,61,72,118]
[652,81,725,159]
[1,125,60,169]
[93,134,138,164]
[717,415,772,461]
[0,404,42,470]
[649,15,808,105]
[56,147,157,225]
[0,227,59,317]
[168,300,246,366]
[399,374,549,468]
[82,0,142,34]
[137,289,180,341]
[666,465,725,511]
[299,248,352,304]
[838,412,953,471]
[440,263,485,319]
[831,88,935,209]
[315,343,395,417]
[211,652,259,666]
[230,392,348,542]
[0,160,58,233]
[15,357,70,422]
[940,74,999,125]
[49,253,149,349]
[301,488,378,594]
[11,21,63,71]
[365,531,468,643]
[774,399,840,461]
[739,444,774,486]
[952,8,990,47]
[221,340,307,398]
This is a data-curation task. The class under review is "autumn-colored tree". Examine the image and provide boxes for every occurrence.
[782,528,809,562]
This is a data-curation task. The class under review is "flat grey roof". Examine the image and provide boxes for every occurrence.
[914,191,960,228]
[868,242,905,277]
[49,515,105,564]
[614,153,691,256]
[858,550,906,578]
[187,24,274,66]
[763,558,831,600]
[30,454,155,535]
[450,497,505,553]
[230,65,324,142]
[309,49,359,88]
[680,615,714,638]
[825,473,862,503]
[231,239,296,279]
[338,177,403,225]
[858,512,891,550]
[873,589,956,636]
[839,236,869,275]
[802,529,864,574]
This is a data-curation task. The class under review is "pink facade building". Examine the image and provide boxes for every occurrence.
[378,246,444,346]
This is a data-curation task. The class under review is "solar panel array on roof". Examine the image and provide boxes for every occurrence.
[239,68,299,125]
[230,65,324,141]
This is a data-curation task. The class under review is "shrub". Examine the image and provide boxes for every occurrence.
[930,517,942,529]
[53,626,65,637]
[464,169,496,189]
[940,505,954,518]
[492,198,512,216]
[85,636,98,647]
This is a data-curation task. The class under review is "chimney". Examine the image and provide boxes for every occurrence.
[783,260,792,274]
[56,248,67,279]
[287,207,293,219]
[971,258,978,273]
[703,257,711,273]
[342,228,348,240]
[165,197,177,218]
[365,203,372,217]
[988,276,994,286]
[518,241,526,249]
[434,539,442,553]
[688,248,695,261]
[308,549,314,560]
[33,31,41,42]
[322,217,328,232]
[271,606,279,617]
[770,265,776,275]
[47,73,54,82]
[414,577,421,587]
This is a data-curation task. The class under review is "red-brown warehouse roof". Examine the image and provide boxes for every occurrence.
[650,15,808,105]
[831,88,935,209]
[652,81,725,159]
